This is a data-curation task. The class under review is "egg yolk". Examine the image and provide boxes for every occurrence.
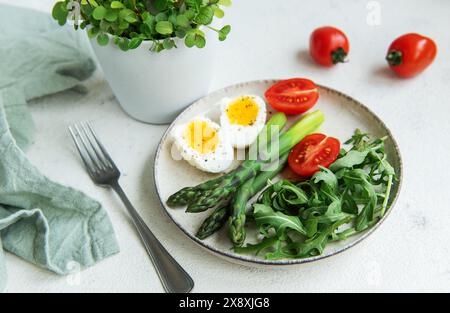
[183,121,219,154]
[226,96,260,126]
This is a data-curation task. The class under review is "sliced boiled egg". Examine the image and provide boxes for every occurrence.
[220,95,267,149]
[172,117,233,173]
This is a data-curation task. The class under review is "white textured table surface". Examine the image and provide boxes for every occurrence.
[2,0,450,293]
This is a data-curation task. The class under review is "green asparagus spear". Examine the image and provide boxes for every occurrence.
[196,204,230,240]
[250,112,287,155]
[227,177,255,244]
[197,154,289,240]
[228,153,289,246]
[195,114,288,238]
[186,159,261,212]
[167,173,233,206]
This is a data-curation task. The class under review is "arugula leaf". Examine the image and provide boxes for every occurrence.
[286,217,352,258]
[341,188,359,215]
[261,180,308,211]
[265,240,292,260]
[313,167,338,192]
[301,200,351,232]
[254,204,307,236]
[234,237,278,255]
[343,169,378,231]
[329,150,369,172]
[313,167,339,201]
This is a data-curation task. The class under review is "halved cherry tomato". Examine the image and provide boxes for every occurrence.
[265,78,319,115]
[288,134,340,178]
[310,26,350,67]
[386,33,437,78]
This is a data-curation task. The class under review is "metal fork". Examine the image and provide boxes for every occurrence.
[69,122,194,293]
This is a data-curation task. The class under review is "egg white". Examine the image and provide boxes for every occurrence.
[172,117,234,173]
[220,95,267,149]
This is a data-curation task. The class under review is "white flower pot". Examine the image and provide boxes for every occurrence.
[89,34,218,124]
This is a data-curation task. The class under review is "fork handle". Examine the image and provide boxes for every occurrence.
[111,182,194,293]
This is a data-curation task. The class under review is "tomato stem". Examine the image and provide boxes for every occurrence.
[386,50,403,66]
[331,47,348,64]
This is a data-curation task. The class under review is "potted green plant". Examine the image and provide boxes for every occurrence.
[52,0,232,124]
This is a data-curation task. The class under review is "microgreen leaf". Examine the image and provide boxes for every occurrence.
[194,6,214,25]
[52,2,69,26]
[185,33,196,47]
[195,34,206,48]
[213,7,225,18]
[118,37,130,51]
[155,21,173,35]
[96,33,109,46]
[92,6,107,20]
[218,0,232,7]
[119,9,138,23]
[218,25,231,41]
[105,9,119,22]
[155,12,168,22]
[110,1,124,9]
[87,27,100,38]
[154,0,168,11]
[176,15,191,28]
[163,38,176,50]
[128,37,143,49]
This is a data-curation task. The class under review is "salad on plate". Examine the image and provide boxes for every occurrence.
[167,78,396,260]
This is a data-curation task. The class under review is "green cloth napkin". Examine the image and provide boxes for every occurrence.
[0,5,120,291]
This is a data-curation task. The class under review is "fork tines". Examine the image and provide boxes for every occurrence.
[69,122,117,175]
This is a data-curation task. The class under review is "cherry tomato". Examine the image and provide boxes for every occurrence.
[310,26,350,67]
[386,33,437,78]
[288,134,340,178]
[265,78,319,115]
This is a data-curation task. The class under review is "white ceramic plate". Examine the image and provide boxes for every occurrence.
[154,80,403,267]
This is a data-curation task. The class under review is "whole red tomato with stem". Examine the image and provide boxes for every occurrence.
[386,33,437,78]
[288,134,340,178]
[265,78,319,115]
[310,26,350,67]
